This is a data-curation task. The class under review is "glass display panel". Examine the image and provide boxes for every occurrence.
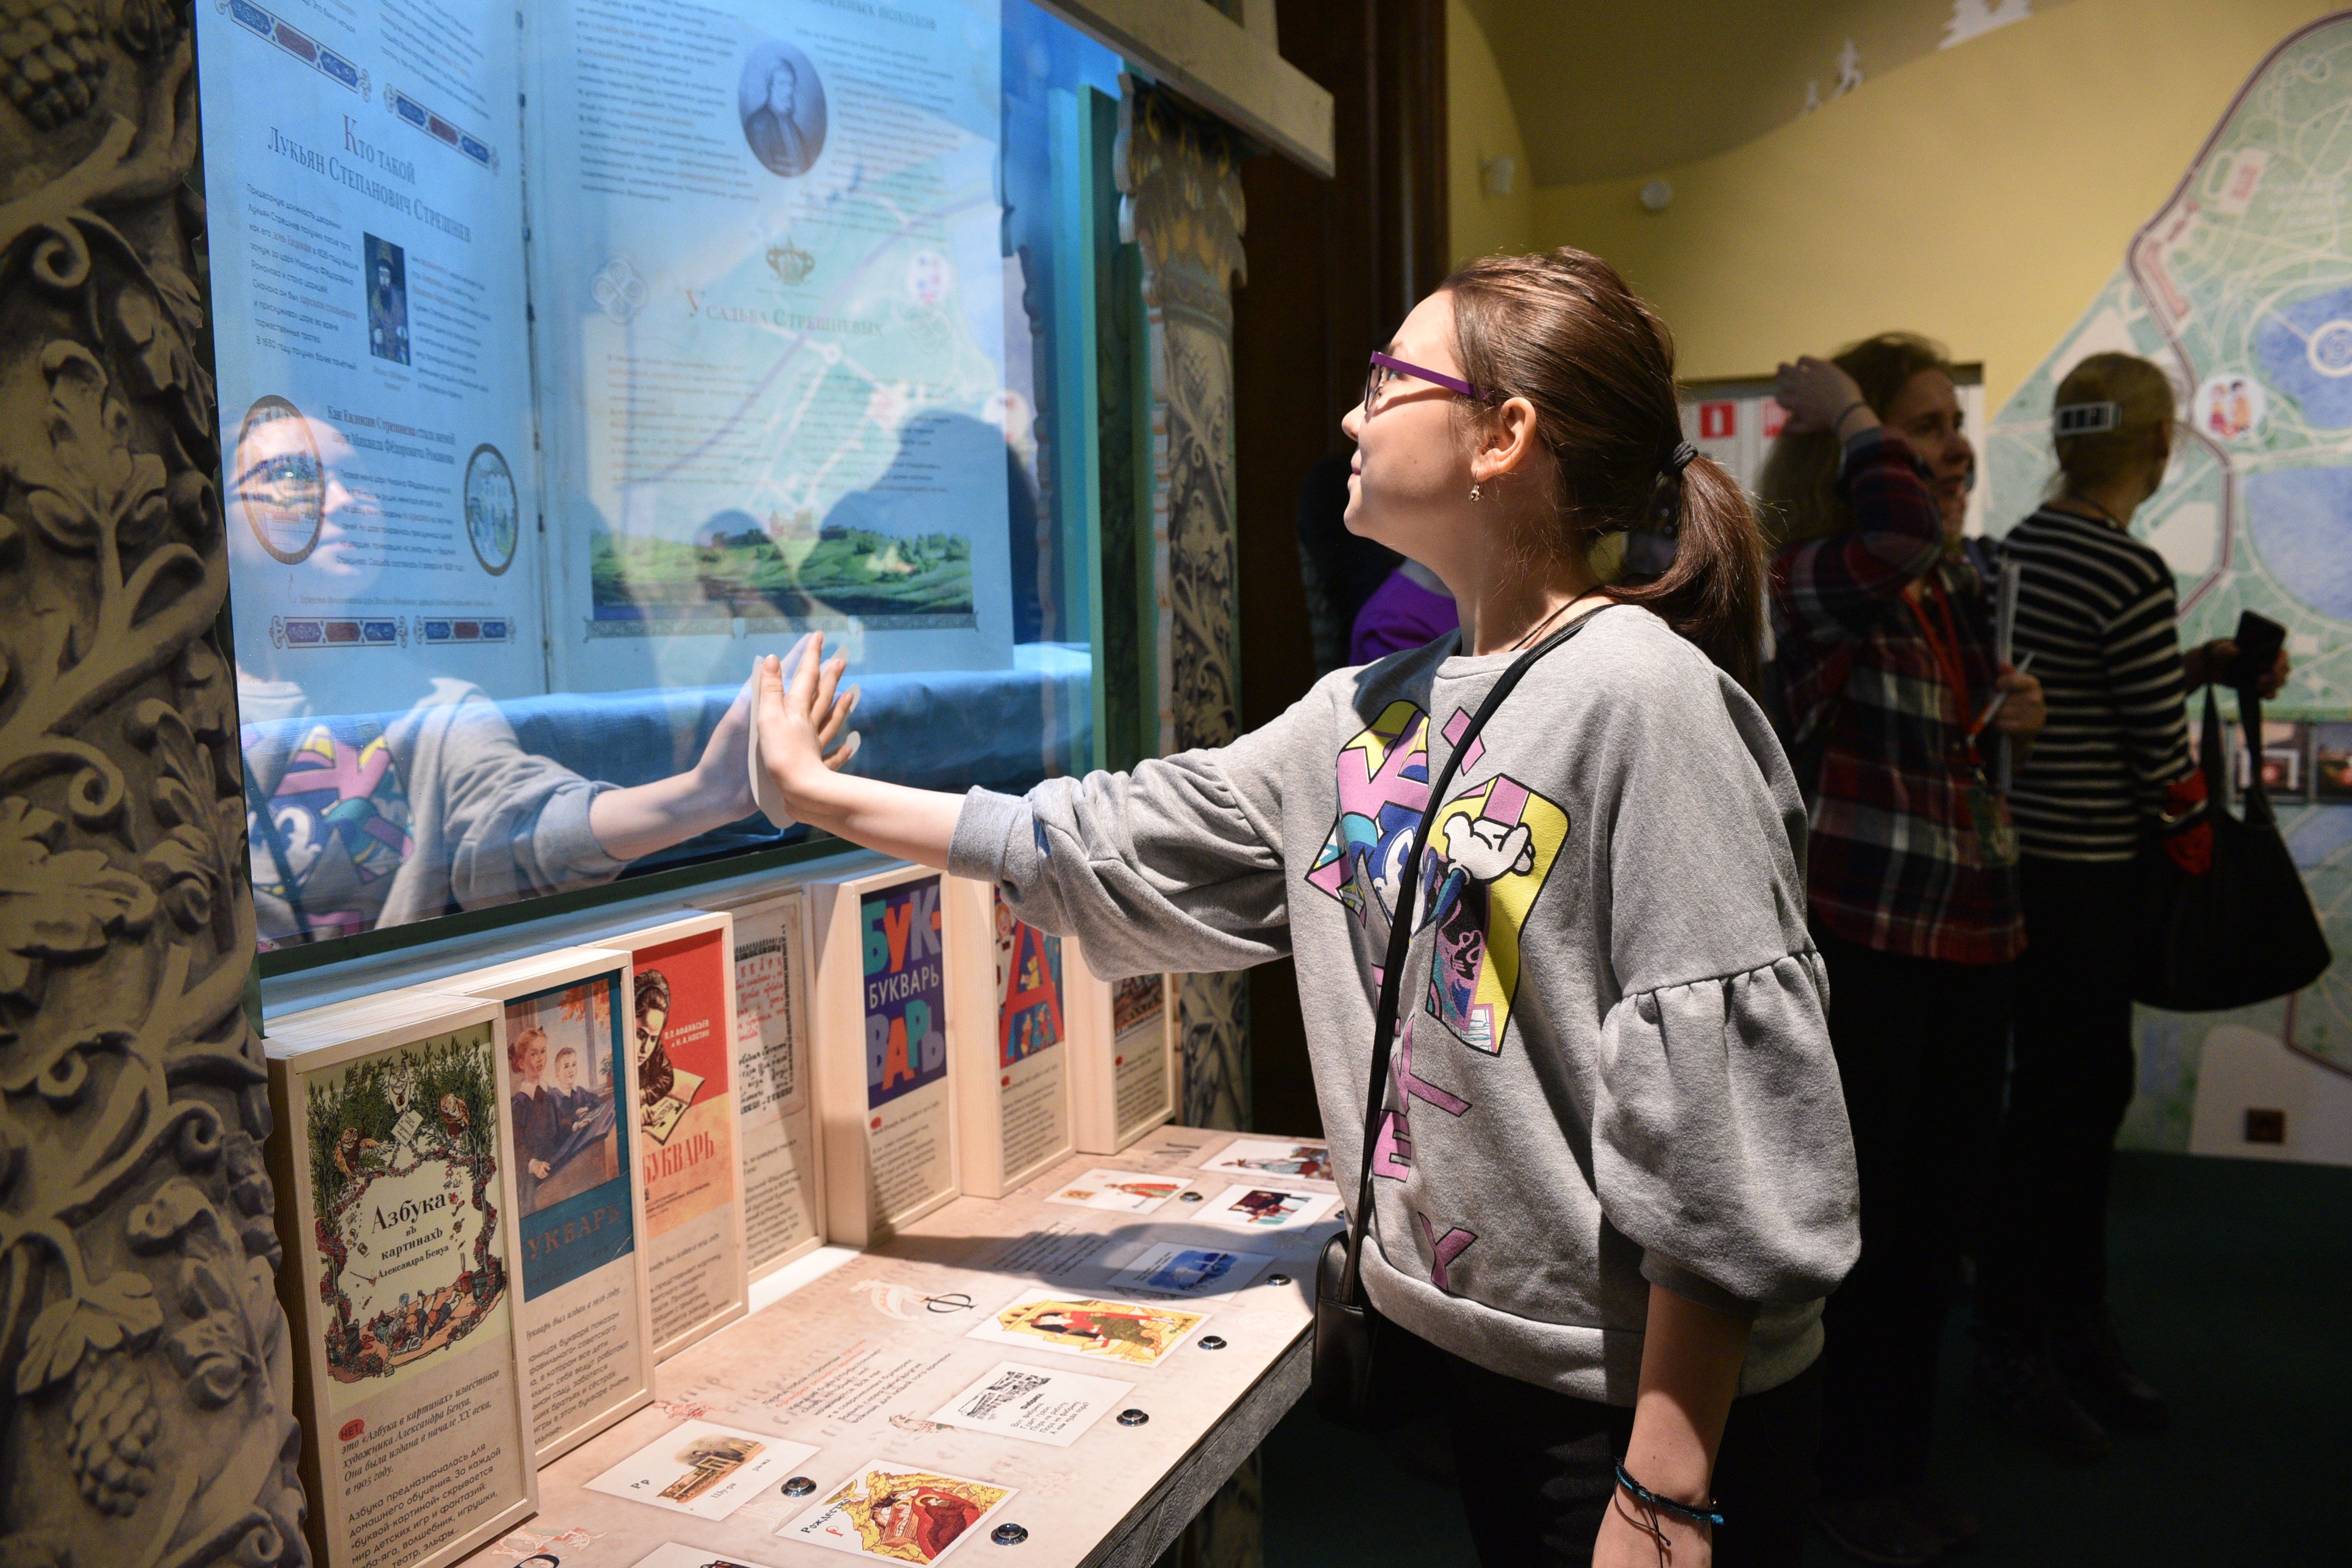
[198,0,1117,952]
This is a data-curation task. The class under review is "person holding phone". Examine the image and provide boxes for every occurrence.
[1759,337,2045,1567]
[755,249,1859,1567]
[1974,353,2288,1459]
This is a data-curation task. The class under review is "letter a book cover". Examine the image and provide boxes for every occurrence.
[808,862,960,1245]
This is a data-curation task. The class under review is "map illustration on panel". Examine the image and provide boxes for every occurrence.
[1983,15,2352,1149]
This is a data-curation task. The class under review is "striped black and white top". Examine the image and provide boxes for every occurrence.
[2003,505,2196,862]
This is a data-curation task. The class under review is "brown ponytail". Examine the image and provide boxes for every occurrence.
[1444,249,1766,691]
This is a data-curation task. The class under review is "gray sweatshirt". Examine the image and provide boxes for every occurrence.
[951,606,1859,1403]
[241,675,624,941]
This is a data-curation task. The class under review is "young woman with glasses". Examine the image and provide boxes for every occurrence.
[754,249,1858,1567]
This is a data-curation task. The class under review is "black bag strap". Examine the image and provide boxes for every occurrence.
[2198,681,2273,828]
[1336,604,1610,1302]
[2237,681,2273,828]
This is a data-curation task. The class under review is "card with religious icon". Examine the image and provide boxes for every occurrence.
[779,1460,1016,1564]
[964,1289,1208,1368]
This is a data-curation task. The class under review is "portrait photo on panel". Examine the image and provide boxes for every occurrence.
[739,40,827,177]
[363,232,410,365]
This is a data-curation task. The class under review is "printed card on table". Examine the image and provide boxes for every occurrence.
[1198,1135,1334,1184]
[627,1545,787,1568]
[967,1288,1208,1367]
[1198,1183,1340,1231]
[1108,1242,1276,1297]
[585,1419,819,1520]
[1043,1169,1191,1212]
[929,1359,1133,1447]
[780,1459,1015,1564]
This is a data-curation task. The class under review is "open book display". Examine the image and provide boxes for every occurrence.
[589,912,752,1359]
[946,878,1075,1197]
[426,948,660,1467]
[1065,968,1179,1155]
[806,862,963,1245]
[262,993,537,1568]
[704,886,831,1280]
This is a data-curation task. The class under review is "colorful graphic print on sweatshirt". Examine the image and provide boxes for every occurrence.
[1305,701,1569,1053]
[245,718,414,945]
[1303,700,1570,1291]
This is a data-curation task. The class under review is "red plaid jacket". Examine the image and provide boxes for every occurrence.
[1769,429,2025,965]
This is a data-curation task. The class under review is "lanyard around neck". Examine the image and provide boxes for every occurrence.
[1909,575,1986,753]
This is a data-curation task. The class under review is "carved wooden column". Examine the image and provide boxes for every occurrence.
[0,2,308,1564]
[1117,79,1260,1568]
[1118,81,1252,1138]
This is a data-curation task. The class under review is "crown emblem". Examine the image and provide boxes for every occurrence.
[767,242,814,286]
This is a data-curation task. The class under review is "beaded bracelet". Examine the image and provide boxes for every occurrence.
[1614,1463,1726,1530]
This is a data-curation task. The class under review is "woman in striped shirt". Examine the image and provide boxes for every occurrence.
[1974,353,2288,1461]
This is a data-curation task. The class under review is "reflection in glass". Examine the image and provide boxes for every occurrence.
[198,0,1110,951]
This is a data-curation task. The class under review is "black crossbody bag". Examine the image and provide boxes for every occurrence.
[1312,610,1601,1428]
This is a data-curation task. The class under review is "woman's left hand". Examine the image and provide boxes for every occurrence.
[685,667,762,820]
[1596,1497,1709,1568]
[2185,639,2293,697]
[1990,665,2046,739]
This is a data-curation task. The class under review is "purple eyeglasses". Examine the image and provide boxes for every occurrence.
[1364,351,1481,414]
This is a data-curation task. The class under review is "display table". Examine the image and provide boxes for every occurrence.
[466,1128,1331,1568]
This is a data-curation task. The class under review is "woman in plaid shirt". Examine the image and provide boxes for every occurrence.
[1759,336,2045,1568]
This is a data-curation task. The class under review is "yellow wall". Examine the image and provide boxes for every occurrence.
[1530,0,2344,409]
[1447,0,1534,267]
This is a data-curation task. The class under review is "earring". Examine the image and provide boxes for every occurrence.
[1468,483,1484,503]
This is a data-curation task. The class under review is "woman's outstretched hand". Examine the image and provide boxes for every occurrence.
[753,634,863,813]
[747,634,977,871]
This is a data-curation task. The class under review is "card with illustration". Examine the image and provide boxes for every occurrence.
[780,1459,1015,1564]
[1042,1169,1191,1212]
[1107,1243,1275,1297]
[1198,1184,1340,1231]
[966,1288,1208,1367]
[584,1419,819,1520]
[301,1021,509,1406]
[928,1359,1133,1447]
[627,1545,787,1568]
[1199,1135,1333,1184]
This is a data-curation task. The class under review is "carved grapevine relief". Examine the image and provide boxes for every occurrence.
[1119,83,1252,1137]
[2,0,308,1562]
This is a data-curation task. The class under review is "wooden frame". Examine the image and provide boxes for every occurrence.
[1038,0,1334,175]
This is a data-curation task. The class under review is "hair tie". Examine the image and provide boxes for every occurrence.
[2054,401,2122,436]
[1625,443,1698,579]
